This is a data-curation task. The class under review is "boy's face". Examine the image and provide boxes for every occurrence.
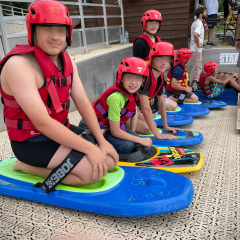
[145,21,159,35]
[122,73,143,94]
[152,56,171,72]
[34,25,67,55]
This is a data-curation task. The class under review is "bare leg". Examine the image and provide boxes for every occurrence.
[184,94,199,103]
[125,111,152,135]
[208,28,214,43]
[228,79,240,91]
[216,73,235,88]
[168,94,198,103]
[13,135,116,186]
[165,98,178,111]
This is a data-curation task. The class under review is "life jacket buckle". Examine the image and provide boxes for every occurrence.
[62,119,69,126]
[57,77,67,87]
[62,100,70,110]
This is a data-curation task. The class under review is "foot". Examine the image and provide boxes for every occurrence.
[206,42,217,46]
[13,160,29,173]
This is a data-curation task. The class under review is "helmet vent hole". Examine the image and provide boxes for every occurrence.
[125,62,129,67]
[67,12,69,16]
[31,9,36,15]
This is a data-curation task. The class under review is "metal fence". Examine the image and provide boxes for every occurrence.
[0,0,124,57]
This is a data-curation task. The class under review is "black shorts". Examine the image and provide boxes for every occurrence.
[10,124,96,168]
[168,91,193,99]
[207,14,218,28]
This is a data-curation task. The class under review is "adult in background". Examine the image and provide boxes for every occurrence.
[189,7,207,90]
[205,0,219,46]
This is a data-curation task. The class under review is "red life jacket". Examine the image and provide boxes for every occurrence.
[148,66,163,99]
[199,72,216,96]
[166,61,188,92]
[0,44,73,141]
[133,35,161,64]
[92,83,137,131]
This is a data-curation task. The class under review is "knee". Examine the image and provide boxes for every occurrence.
[167,102,178,111]
[142,126,151,135]
[219,72,224,76]
[107,155,116,171]
[193,94,199,102]
[119,141,135,153]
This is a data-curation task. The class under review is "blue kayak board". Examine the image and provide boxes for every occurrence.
[154,114,194,126]
[140,128,204,146]
[0,158,194,217]
[166,105,210,117]
[183,100,227,109]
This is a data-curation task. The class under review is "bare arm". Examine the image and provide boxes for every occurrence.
[129,106,138,132]
[69,56,107,145]
[109,120,151,147]
[171,78,192,93]
[205,75,232,85]
[194,32,202,48]
[139,94,161,137]
[158,94,168,129]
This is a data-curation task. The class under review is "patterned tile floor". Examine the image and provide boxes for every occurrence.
[0,107,239,240]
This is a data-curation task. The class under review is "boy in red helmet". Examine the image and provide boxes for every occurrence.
[129,42,178,138]
[133,10,162,63]
[91,57,152,153]
[133,10,177,111]
[199,61,239,98]
[166,48,199,103]
[0,0,118,191]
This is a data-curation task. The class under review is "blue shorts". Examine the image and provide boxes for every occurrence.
[206,84,224,98]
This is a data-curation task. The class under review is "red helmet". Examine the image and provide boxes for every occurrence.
[204,61,218,75]
[116,57,149,88]
[149,42,175,68]
[176,48,192,64]
[141,10,162,32]
[26,0,73,46]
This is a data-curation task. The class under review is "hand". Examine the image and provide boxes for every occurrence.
[197,43,203,48]
[236,41,240,51]
[138,137,152,147]
[164,126,179,133]
[86,145,109,180]
[186,86,193,94]
[99,140,119,166]
[155,133,178,140]
[230,73,237,78]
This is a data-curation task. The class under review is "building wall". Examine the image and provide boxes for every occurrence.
[122,0,191,49]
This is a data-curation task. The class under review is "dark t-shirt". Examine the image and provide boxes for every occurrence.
[133,36,160,59]
[171,64,184,80]
[238,6,240,14]
[138,73,164,97]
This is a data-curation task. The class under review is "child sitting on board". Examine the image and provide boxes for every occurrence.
[199,61,239,98]
[91,57,152,153]
[166,48,199,104]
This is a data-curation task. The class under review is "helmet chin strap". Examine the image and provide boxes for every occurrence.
[152,67,160,72]
[144,29,157,36]
[45,45,68,56]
